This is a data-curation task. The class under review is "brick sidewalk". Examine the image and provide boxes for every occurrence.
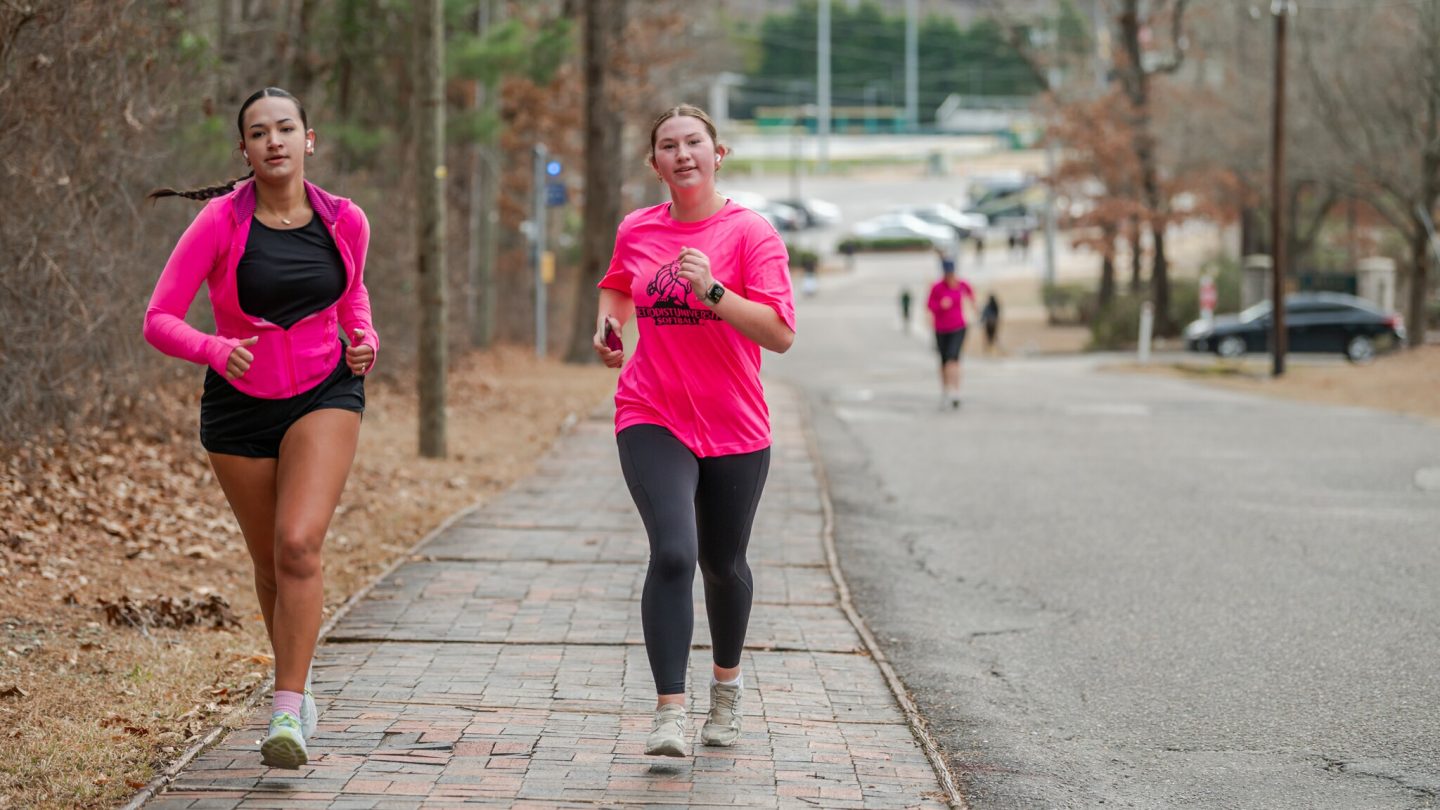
[146,386,954,809]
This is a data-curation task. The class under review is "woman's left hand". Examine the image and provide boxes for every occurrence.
[675,247,716,306]
[346,328,375,375]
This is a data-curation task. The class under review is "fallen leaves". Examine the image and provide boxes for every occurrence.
[0,685,27,699]
[96,593,240,630]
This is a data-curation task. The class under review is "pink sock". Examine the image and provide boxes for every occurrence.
[272,690,303,718]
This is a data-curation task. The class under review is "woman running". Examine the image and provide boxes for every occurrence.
[143,86,377,769]
[593,104,796,758]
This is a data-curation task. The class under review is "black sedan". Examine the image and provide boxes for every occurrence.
[1184,292,1405,363]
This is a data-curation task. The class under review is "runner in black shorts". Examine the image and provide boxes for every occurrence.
[143,87,378,770]
[926,253,976,409]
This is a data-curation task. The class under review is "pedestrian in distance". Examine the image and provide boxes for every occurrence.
[927,257,977,409]
[592,104,796,759]
[143,87,378,770]
[972,232,985,266]
[981,292,1001,354]
[800,251,819,297]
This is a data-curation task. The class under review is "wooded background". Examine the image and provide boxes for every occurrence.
[3,0,1437,443]
[0,0,700,442]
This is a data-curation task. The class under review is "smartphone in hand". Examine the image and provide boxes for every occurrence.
[603,319,623,352]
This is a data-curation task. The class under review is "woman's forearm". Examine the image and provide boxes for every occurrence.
[711,292,794,354]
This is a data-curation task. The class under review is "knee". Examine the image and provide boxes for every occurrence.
[648,543,697,584]
[698,550,744,584]
[274,526,324,580]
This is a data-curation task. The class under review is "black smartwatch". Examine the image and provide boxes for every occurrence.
[703,281,725,306]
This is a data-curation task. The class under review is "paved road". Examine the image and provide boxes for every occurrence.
[771,252,1440,809]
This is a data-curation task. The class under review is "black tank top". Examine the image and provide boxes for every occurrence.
[237,215,346,329]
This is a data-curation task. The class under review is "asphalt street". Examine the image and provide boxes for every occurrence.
[768,250,1440,809]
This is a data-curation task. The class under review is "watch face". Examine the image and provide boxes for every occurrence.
[708,283,724,303]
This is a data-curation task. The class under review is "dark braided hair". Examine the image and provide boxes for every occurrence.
[148,87,308,202]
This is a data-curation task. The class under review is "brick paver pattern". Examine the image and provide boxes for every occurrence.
[150,387,950,809]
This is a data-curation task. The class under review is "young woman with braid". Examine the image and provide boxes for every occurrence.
[143,87,378,769]
[593,105,795,757]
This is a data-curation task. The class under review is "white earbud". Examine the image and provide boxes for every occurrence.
[307,140,313,148]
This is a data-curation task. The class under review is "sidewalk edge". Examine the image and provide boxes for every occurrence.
[123,414,593,809]
[792,384,969,810]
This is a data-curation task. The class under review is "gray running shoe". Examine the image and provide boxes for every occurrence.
[700,681,743,746]
[645,703,688,757]
[260,711,307,769]
[299,690,317,739]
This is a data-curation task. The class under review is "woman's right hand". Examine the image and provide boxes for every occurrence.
[593,316,624,368]
[226,336,259,380]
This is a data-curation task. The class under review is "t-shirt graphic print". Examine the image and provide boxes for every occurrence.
[639,257,720,325]
[599,200,795,457]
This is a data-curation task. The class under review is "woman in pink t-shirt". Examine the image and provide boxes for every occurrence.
[592,105,796,758]
[927,252,976,409]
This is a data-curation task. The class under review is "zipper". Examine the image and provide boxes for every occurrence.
[283,330,298,397]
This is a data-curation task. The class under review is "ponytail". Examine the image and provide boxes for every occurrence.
[147,171,254,203]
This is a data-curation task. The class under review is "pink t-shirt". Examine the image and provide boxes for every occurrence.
[928,278,975,333]
[599,200,795,457]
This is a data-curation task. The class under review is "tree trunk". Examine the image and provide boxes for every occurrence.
[467,0,498,348]
[1150,222,1170,333]
[1099,223,1117,309]
[1129,217,1143,293]
[1117,0,1176,335]
[1409,223,1430,348]
[416,0,447,458]
[566,0,627,363]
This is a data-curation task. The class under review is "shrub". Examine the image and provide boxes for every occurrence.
[1043,282,1096,325]
[1088,295,1145,350]
[837,237,934,254]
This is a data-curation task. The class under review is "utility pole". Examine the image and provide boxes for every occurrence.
[416,0,447,458]
[817,0,830,173]
[1269,0,1292,377]
[904,0,918,132]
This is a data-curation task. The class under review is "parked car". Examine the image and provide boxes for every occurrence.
[725,190,802,231]
[1184,292,1405,363]
[892,203,987,238]
[773,196,842,228]
[849,213,959,253]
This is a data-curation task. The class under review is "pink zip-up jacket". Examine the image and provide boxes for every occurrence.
[143,179,378,400]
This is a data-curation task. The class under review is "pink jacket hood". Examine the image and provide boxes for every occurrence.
[143,179,378,400]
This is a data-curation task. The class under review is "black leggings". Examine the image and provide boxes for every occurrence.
[616,424,771,695]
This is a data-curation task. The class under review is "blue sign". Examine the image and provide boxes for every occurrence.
[546,160,563,177]
[545,181,567,207]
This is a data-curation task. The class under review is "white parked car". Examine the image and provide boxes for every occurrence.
[850,213,959,252]
[774,196,842,228]
[893,203,987,237]
[725,190,803,231]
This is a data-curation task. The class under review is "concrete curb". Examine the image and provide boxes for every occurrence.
[793,383,970,810]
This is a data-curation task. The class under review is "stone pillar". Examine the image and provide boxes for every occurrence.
[1356,256,1397,312]
[1242,254,1272,309]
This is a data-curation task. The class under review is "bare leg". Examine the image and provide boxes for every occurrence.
[209,455,280,640]
[271,409,361,693]
[942,360,961,397]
